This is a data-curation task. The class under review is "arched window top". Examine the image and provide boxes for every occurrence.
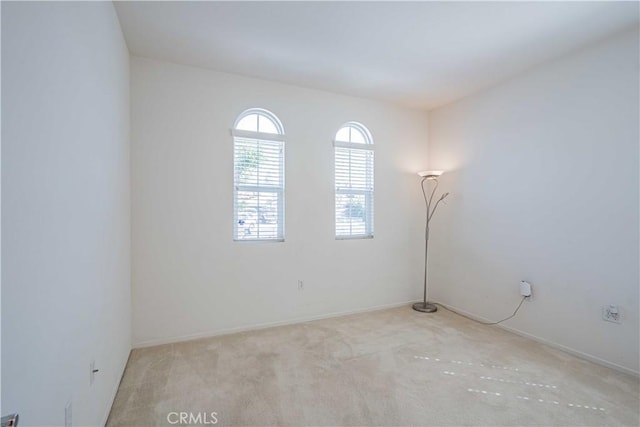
[335,122,373,145]
[234,108,284,135]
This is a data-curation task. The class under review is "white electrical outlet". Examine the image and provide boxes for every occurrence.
[602,305,621,324]
[297,280,304,290]
[65,401,72,427]
[519,281,532,297]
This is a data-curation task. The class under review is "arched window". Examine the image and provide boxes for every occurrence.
[232,108,285,241]
[334,122,374,239]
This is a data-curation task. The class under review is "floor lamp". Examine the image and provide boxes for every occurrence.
[413,170,449,313]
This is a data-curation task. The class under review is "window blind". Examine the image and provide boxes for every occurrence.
[334,133,374,239]
[233,135,285,241]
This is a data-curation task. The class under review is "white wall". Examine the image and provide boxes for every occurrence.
[428,29,639,374]
[2,2,131,425]
[131,57,429,346]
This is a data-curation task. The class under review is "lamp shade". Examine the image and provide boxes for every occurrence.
[417,170,444,179]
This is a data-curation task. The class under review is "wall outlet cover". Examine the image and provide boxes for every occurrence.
[519,281,532,297]
[602,305,621,324]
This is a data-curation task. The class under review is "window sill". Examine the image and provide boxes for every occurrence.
[233,238,285,244]
[335,235,374,240]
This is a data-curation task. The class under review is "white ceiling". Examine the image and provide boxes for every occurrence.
[114,1,639,110]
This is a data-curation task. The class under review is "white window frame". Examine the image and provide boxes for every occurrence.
[334,122,375,239]
[232,108,285,242]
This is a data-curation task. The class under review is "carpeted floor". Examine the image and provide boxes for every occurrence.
[107,306,639,426]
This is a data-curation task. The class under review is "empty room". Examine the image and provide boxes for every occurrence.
[1,1,639,426]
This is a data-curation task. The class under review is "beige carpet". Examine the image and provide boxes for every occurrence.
[107,306,639,426]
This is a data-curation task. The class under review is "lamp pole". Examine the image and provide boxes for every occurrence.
[413,174,448,313]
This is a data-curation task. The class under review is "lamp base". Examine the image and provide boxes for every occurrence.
[412,302,438,313]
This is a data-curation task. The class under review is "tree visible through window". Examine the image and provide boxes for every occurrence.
[334,122,374,238]
[232,108,285,241]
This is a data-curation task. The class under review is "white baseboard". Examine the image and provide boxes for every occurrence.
[133,300,415,349]
[435,301,640,378]
[101,348,132,427]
